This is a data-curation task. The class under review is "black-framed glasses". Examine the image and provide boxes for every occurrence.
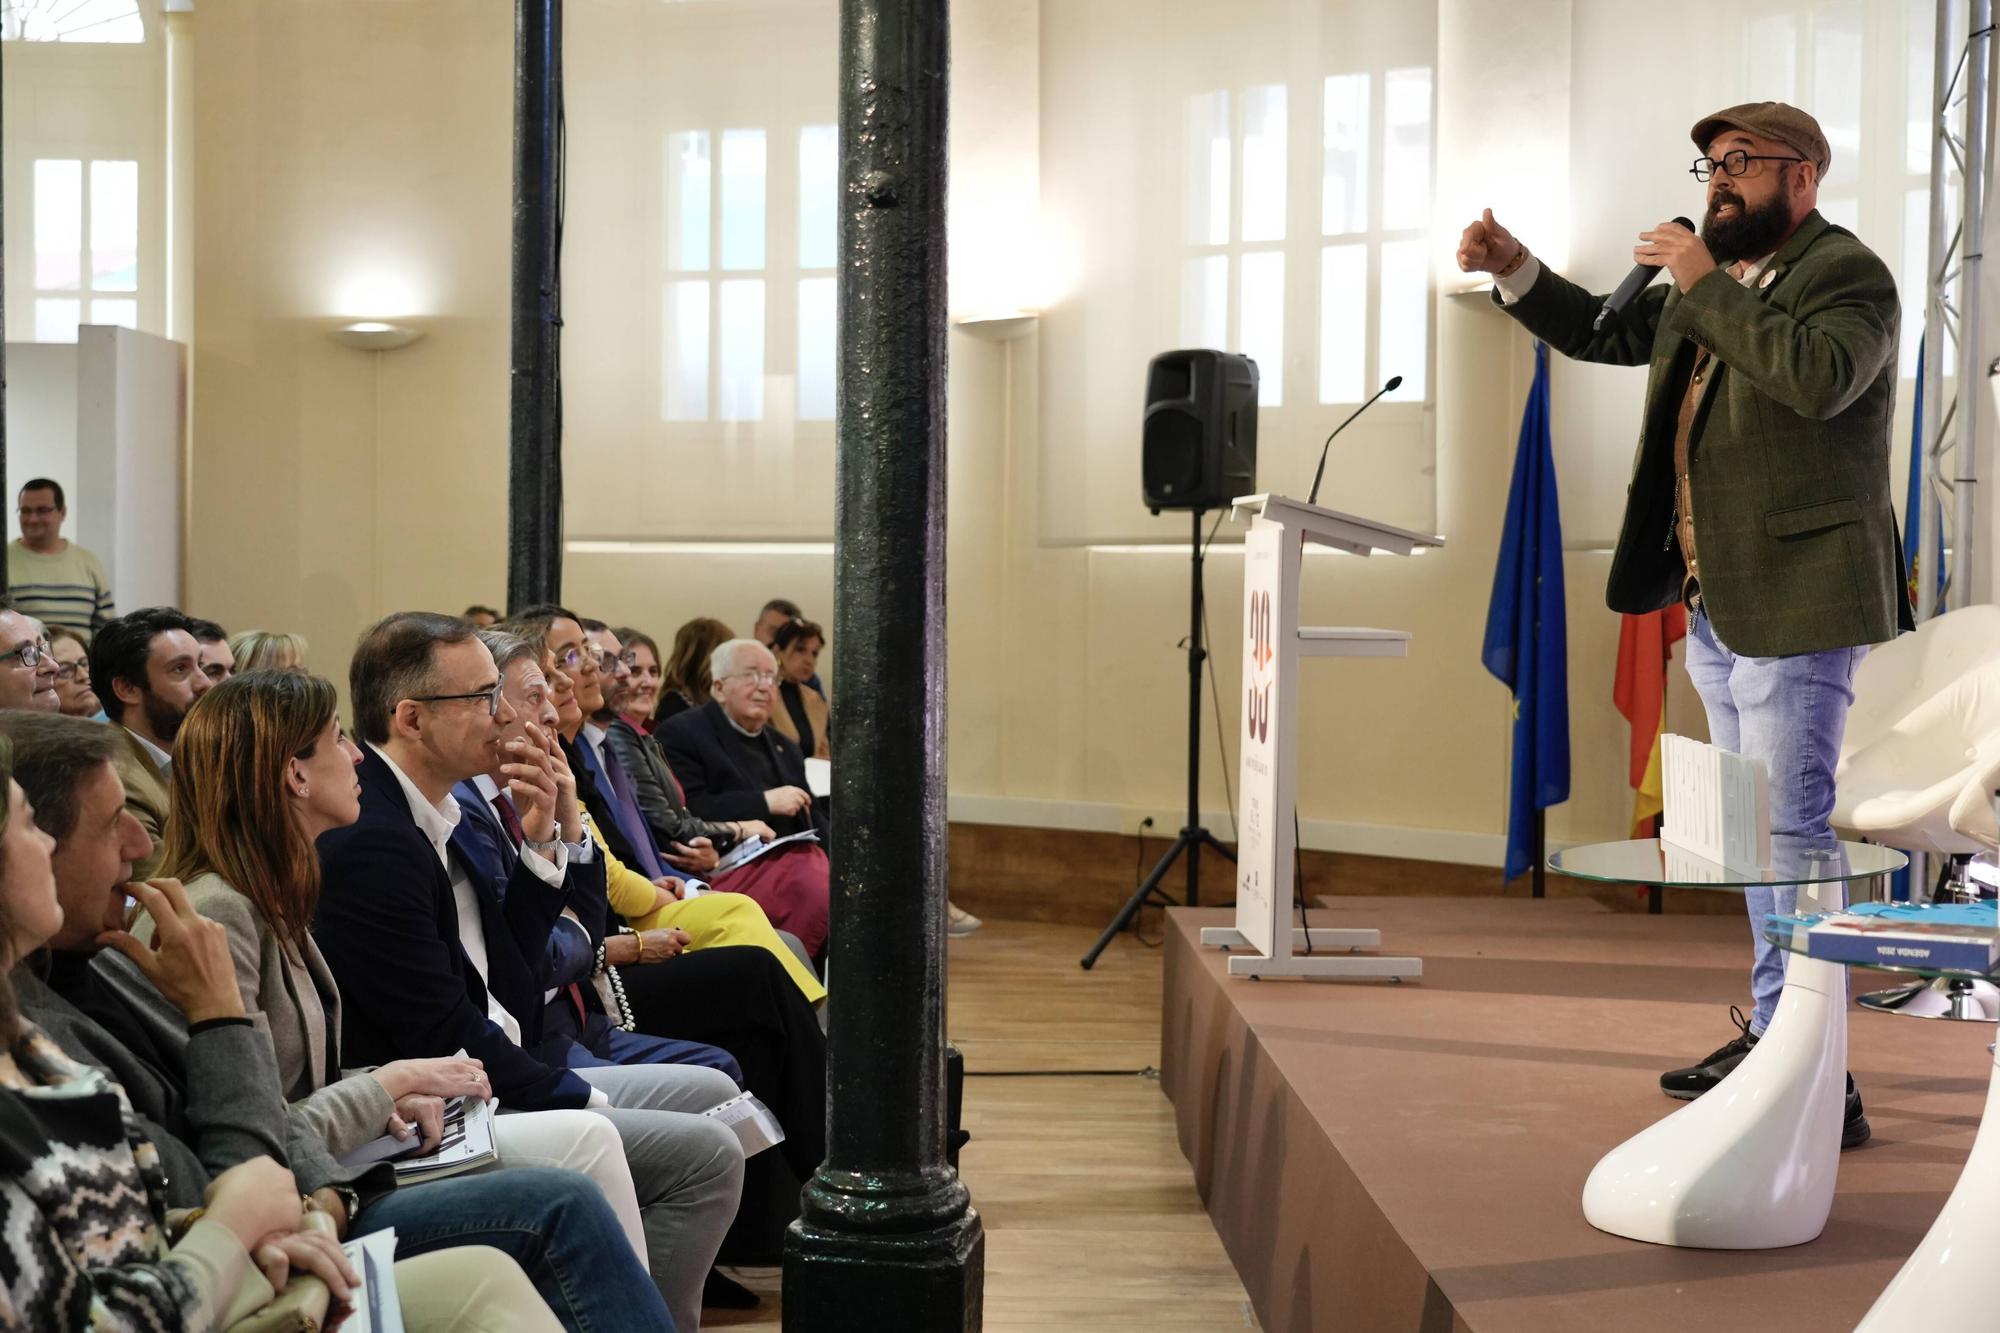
[409,680,504,717]
[0,639,48,669]
[1690,150,1805,182]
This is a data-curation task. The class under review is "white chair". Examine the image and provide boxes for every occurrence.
[1833,605,2000,1020]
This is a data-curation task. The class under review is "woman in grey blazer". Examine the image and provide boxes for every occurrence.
[145,670,654,1265]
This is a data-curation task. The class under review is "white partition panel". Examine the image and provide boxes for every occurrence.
[76,325,184,611]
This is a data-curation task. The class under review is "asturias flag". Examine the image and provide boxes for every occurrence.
[1482,341,1570,881]
[1613,605,1687,836]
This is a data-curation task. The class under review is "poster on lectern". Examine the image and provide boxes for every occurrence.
[1236,519,1286,958]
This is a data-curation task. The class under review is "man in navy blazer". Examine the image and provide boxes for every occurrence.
[313,612,744,1331]
[448,626,740,1082]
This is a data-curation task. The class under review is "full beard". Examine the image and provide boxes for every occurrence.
[142,690,187,745]
[1701,189,1792,265]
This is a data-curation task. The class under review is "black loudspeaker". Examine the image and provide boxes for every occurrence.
[1141,349,1258,513]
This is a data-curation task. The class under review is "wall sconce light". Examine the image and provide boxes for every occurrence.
[328,321,424,351]
[951,310,1040,342]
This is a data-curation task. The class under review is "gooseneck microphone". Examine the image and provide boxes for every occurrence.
[1307,376,1402,506]
[1593,216,1695,330]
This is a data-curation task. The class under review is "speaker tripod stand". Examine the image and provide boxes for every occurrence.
[1082,508,1235,969]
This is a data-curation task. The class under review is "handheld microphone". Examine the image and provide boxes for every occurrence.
[1593,216,1694,330]
[1308,376,1401,507]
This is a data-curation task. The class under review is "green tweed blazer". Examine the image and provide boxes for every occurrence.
[1496,210,1912,657]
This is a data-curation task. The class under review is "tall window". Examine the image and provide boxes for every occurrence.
[31,157,138,342]
[663,121,837,426]
[1180,68,1434,412]
[1181,86,1288,408]
[1,0,143,42]
[1319,68,1431,405]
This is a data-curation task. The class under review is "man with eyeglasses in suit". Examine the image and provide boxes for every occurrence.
[1456,102,1906,1148]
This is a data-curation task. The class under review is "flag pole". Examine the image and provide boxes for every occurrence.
[1531,809,1545,898]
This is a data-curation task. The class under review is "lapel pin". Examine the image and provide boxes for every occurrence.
[1759,269,1777,289]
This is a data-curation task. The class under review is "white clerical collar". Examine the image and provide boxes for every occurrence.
[721,710,764,739]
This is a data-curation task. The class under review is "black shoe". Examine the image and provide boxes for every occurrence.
[1660,1006,1760,1100]
[703,1269,760,1310]
[1843,1075,1871,1150]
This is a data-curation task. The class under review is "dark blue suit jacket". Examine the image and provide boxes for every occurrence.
[313,745,594,1110]
[656,699,825,837]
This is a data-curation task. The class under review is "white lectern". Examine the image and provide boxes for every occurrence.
[1200,493,1442,979]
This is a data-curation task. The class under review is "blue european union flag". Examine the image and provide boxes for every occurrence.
[1482,341,1570,881]
[1904,335,1945,613]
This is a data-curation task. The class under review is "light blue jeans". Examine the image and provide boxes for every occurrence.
[1684,611,1867,1035]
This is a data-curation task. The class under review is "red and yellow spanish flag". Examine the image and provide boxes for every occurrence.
[1612,606,1687,836]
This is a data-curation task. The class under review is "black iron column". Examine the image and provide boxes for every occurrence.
[782,0,982,1327]
[506,0,563,610]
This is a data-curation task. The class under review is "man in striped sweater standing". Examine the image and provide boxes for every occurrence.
[7,478,114,641]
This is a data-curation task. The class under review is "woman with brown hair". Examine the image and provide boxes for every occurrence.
[766,618,830,760]
[154,670,659,1273]
[652,617,733,727]
[0,731,567,1332]
[612,627,663,732]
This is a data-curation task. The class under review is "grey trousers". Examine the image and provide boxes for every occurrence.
[579,1062,745,1333]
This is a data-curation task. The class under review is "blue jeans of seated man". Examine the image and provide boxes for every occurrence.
[350,1165,674,1333]
[1684,610,1867,1036]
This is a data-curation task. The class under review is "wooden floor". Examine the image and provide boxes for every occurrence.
[711,914,1258,1329]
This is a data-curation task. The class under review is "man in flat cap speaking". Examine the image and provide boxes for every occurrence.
[1457,101,1911,1148]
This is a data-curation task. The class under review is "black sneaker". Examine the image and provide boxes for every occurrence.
[1843,1075,1871,1150]
[1660,1005,1759,1100]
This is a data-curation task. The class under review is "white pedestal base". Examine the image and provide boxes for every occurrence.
[1855,1045,2000,1328]
[1200,926,1421,981]
[1582,953,1847,1248]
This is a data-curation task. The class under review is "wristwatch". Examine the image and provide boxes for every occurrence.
[523,836,561,859]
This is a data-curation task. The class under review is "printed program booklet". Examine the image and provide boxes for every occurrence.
[338,1096,498,1183]
[1779,900,2000,974]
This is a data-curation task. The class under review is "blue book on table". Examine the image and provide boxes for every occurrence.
[1792,901,2000,974]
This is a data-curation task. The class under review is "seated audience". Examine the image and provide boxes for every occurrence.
[228,628,308,674]
[614,626,663,731]
[751,599,823,699]
[89,607,213,877]
[0,608,57,714]
[0,720,659,1332]
[655,638,834,954]
[189,617,236,683]
[152,671,686,1283]
[457,632,827,1195]
[45,626,100,719]
[313,611,745,1330]
[464,604,502,629]
[767,618,830,760]
[505,622,822,995]
[7,477,114,640]
[654,617,733,726]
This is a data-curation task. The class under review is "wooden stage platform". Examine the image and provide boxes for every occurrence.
[1161,898,1991,1332]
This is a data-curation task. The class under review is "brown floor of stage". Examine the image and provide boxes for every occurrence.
[709,919,1259,1330]
[1160,898,1993,1333]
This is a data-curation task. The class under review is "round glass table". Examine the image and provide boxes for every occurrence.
[1546,837,1906,1251]
[1762,915,1999,1330]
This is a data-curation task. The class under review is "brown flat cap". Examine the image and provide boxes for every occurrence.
[1691,101,1831,181]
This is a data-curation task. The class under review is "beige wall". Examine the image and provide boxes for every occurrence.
[187,0,1678,871]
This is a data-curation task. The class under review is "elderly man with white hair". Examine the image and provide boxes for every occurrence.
[656,638,980,949]
[656,638,834,953]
